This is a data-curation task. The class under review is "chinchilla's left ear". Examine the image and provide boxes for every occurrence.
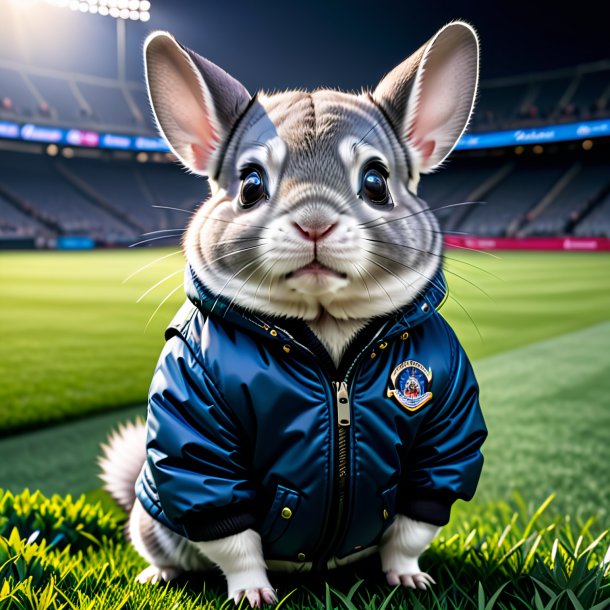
[373,20,479,176]
[144,31,251,176]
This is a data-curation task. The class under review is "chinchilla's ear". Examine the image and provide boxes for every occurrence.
[373,21,479,176]
[144,31,251,176]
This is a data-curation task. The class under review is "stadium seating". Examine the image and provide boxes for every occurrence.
[457,161,570,237]
[0,29,609,244]
[0,151,206,244]
[522,163,610,236]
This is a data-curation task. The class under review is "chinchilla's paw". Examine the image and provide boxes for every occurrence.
[386,569,436,590]
[135,565,183,584]
[228,570,276,607]
[233,587,277,608]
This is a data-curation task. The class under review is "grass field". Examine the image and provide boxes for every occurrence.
[0,248,609,609]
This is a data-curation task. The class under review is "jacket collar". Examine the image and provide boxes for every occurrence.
[184,263,448,344]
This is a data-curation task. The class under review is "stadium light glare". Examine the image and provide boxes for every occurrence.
[17,0,152,20]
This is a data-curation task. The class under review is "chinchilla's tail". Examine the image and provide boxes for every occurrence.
[98,418,147,511]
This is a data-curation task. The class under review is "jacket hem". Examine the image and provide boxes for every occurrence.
[181,510,257,542]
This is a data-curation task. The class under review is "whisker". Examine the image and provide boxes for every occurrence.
[355,261,398,311]
[144,283,184,331]
[204,215,272,232]
[140,228,185,237]
[358,201,485,230]
[362,254,415,294]
[205,243,269,266]
[361,237,501,281]
[223,258,273,317]
[363,249,483,342]
[440,268,493,301]
[152,205,196,215]
[354,119,383,149]
[206,249,275,315]
[122,250,182,284]
[444,242,501,259]
[137,269,184,303]
[212,237,271,248]
[350,262,371,302]
[254,260,279,304]
[129,234,182,248]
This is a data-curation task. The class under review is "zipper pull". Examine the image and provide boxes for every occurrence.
[335,381,351,427]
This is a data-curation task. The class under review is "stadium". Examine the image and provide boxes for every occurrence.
[0,1,608,609]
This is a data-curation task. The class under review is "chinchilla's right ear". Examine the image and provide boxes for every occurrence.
[144,31,251,176]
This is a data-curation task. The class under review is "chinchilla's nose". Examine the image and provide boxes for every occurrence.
[292,222,337,241]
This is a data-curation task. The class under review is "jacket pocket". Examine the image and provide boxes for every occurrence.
[380,483,398,530]
[259,484,301,545]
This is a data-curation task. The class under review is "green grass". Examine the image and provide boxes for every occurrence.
[1,249,609,435]
[1,249,609,608]
[0,248,185,433]
[0,489,608,610]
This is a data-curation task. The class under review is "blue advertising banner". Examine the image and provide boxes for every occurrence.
[455,118,610,150]
[0,118,608,153]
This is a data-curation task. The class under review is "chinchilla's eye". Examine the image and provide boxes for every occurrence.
[240,168,267,208]
[360,165,391,206]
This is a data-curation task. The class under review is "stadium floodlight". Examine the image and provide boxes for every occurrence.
[41,0,151,20]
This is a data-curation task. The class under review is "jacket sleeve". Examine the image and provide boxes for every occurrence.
[145,331,257,542]
[398,326,488,526]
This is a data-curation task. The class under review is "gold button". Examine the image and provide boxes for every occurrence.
[297,552,306,561]
[282,344,291,353]
[281,507,292,519]
[379,342,388,349]
[370,352,377,359]
[383,509,389,520]
[270,329,278,336]
[401,332,409,341]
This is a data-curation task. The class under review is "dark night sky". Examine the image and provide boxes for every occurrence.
[144,0,610,92]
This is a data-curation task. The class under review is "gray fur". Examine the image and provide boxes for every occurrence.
[116,21,480,597]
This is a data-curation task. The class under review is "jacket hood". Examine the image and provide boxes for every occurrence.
[182,263,448,342]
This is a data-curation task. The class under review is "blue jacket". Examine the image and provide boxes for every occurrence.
[135,265,487,565]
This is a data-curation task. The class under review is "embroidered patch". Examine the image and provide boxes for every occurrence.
[387,360,433,412]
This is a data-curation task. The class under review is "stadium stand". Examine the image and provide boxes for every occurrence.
[455,161,569,237]
[574,191,610,237]
[521,162,610,236]
[0,26,609,246]
[0,150,205,244]
[470,62,610,131]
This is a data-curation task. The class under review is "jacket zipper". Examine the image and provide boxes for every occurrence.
[331,380,351,552]
[274,323,392,565]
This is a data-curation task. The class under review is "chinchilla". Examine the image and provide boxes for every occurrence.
[100,20,483,608]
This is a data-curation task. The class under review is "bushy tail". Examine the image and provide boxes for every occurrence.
[98,418,147,511]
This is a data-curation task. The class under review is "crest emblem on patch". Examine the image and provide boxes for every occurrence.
[387,360,433,412]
